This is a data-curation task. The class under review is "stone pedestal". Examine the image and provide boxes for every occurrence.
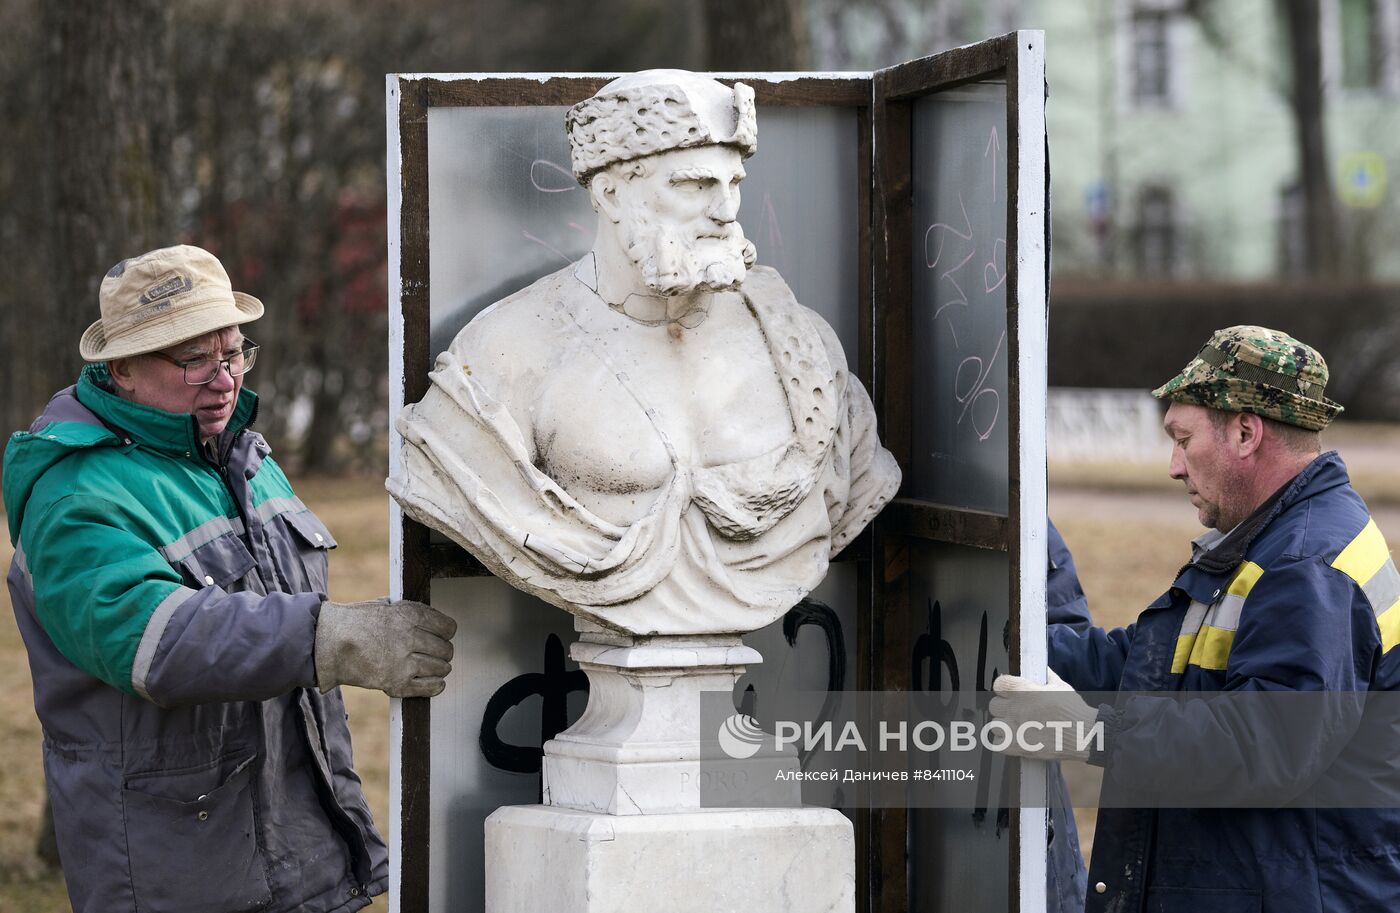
[485,806,855,913]
[484,622,855,912]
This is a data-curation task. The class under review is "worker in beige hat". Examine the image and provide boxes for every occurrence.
[78,244,268,443]
[5,244,456,913]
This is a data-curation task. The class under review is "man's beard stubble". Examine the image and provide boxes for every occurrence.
[623,208,758,297]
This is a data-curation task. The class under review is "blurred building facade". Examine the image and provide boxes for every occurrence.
[1038,0,1400,281]
[811,0,1400,280]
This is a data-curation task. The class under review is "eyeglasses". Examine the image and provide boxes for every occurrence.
[147,339,260,385]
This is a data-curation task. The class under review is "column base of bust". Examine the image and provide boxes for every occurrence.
[484,804,855,913]
[541,621,802,814]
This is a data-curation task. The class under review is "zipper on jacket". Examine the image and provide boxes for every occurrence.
[200,433,246,530]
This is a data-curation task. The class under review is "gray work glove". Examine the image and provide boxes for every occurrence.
[314,598,457,698]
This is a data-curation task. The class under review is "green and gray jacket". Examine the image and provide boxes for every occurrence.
[4,365,387,913]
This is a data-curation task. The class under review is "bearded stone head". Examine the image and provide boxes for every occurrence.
[568,70,760,297]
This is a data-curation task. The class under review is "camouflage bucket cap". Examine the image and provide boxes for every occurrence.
[1152,325,1343,431]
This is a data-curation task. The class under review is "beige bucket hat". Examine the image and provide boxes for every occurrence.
[79,245,264,362]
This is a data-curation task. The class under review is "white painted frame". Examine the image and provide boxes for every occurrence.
[1013,30,1050,913]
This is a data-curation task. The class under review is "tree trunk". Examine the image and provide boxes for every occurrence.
[42,0,176,391]
[0,0,46,441]
[35,0,176,869]
[1276,0,1340,276]
[702,0,809,70]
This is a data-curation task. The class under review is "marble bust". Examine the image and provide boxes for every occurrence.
[389,70,900,636]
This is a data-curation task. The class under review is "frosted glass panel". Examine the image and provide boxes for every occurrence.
[905,540,1013,913]
[427,576,579,913]
[427,104,860,355]
[910,83,1010,513]
[427,105,591,354]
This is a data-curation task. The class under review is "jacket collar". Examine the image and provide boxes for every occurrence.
[74,364,258,458]
[1175,451,1349,599]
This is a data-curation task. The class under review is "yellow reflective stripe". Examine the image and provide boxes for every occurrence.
[1171,634,1198,674]
[1188,624,1235,671]
[1227,561,1265,598]
[1333,518,1390,586]
[1171,600,1212,674]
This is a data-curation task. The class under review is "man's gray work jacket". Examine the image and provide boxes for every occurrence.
[3,365,388,913]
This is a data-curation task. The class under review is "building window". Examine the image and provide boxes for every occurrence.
[1340,0,1381,88]
[1130,4,1174,105]
[1133,185,1179,277]
[1332,0,1400,93]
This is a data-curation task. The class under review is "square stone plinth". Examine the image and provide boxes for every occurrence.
[485,805,854,913]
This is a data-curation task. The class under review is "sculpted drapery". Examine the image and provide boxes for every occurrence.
[390,266,897,635]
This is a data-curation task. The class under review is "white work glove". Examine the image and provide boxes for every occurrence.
[988,668,1101,761]
[315,598,457,698]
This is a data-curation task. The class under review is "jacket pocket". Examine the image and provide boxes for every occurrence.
[123,752,272,913]
[1145,887,1261,913]
[175,531,257,591]
[278,508,337,595]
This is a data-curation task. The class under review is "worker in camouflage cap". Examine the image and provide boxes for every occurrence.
[1152,325,1343,432]
[993,325,1400,913]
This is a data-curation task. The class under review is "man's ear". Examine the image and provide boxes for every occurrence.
[107,358,138,394]
[1236,412,1265,458]
[590,173,623,223]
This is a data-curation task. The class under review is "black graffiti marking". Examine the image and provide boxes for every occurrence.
[912,599,959,694]
[479,633,589,775]
[913,598,1005,832]
[735,598,846,768]
[971,610,1002,827]
[782,597,846,766]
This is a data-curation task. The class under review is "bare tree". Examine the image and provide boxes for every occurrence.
[18,0,178,869]
[0,0,175,442]
[1275,0,1341,275]
[168,0,447,472]
[464,0,702,70]
[0,0,48,441]
[1187,0,1341,276]
[702,0,810,70]
[43,0,177,393]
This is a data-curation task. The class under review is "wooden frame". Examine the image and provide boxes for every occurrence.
[870,32,1048,913]
[388,34,1046,911]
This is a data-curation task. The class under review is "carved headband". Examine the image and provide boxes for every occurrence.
[566,80,758,184]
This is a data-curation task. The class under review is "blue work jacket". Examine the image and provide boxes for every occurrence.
[1050,452,1400,913]
[1046,518,1090,913]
